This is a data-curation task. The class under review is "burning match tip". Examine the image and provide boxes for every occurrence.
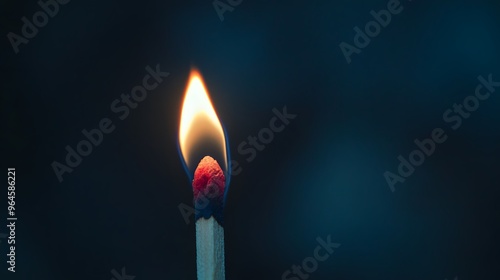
[193,156,225,195]
[193,156,226,224]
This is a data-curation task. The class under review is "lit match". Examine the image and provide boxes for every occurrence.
[178,69,230,280]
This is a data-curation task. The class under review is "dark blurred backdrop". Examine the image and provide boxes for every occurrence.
[1,0,500,279]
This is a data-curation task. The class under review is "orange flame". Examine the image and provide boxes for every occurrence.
[179,69,227,173]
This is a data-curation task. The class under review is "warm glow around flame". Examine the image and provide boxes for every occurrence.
[179,69,227,172]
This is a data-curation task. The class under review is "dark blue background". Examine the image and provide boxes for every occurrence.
[1,0,499,279]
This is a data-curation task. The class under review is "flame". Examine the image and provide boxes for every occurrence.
[179,69,228,175]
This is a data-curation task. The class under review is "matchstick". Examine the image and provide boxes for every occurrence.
[192,156,226,280]
[196,217,225,280]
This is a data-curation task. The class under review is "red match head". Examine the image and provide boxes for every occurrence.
[192,156,225,207]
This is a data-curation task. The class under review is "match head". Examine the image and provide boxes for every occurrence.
[192,156,226,224]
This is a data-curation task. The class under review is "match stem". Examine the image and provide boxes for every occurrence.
[196,216,225,280]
